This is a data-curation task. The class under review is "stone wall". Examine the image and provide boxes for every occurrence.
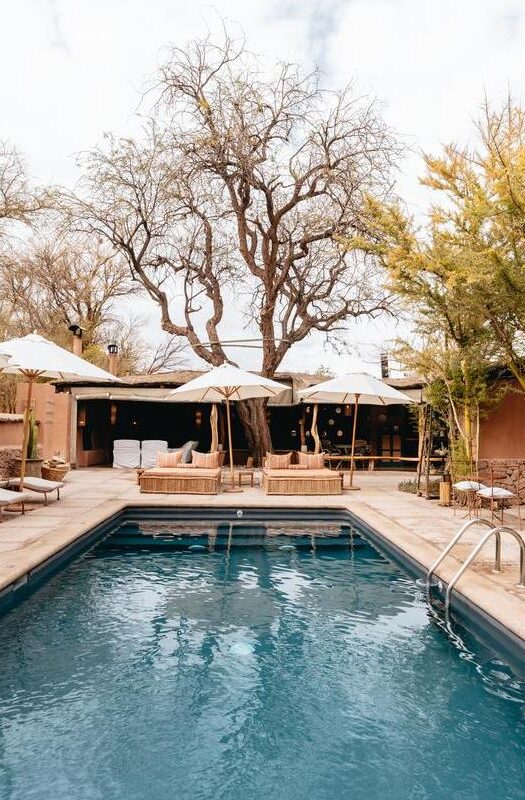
[478,458,525,502]
[0,446,21,480]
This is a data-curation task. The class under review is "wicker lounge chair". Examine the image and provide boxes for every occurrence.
[0,488,31,519]
[8,477,63,504]
[262,467,342,495]
[139,467,221,494]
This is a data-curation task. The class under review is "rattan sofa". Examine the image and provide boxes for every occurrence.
[139,467,221,494]
[262,467,342,495]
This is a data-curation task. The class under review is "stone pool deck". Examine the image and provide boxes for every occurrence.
[1,468,524,644]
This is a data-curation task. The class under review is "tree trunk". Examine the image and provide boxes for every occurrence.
[236,398,272,466]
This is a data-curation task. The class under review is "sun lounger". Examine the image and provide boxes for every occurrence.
[139,467,221,495]
[8,477,64,504]
[0,488,31,519]
[262,468,342,495]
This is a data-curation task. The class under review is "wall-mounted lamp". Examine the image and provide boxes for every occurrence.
[78,405,87,427]
[110,403,118,426]
[107,343,119,376]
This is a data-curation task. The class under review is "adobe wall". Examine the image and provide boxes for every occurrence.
[15,383,70,460]
[479,381,525,459]
[0,416,24,447]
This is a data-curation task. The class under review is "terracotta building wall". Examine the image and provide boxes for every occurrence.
[478,381,525,459]
[0,417,24,447]
[15,383,70,459]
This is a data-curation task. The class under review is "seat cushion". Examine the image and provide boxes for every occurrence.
[143,467,221,478]
[8,477,63,491]
[477,487,515,499]
[0,488,31,504]
[264,468,337,479]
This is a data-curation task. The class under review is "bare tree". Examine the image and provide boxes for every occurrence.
[0,143,43,226]
[145,334,188,374]
[101,316,188,376]
[0,233,136,346]
[70,34,399,459]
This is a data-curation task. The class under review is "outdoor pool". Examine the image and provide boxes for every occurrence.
[0,510,524,799]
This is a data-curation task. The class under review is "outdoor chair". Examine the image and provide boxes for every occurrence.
[262,451,342,496]
[0,488,31,520]
[140,449,221,494]
[452,478,487,519]
[476,485,516,526]
[8,477,63,505]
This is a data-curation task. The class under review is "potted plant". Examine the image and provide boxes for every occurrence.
[14,410,44,478]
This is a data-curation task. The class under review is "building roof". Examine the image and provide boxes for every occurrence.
[55,368,422,389]
[55,369,425,405]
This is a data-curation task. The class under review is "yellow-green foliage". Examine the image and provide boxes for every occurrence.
[341,97,525,469]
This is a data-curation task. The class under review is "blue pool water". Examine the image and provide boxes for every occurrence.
[0,517,524,799]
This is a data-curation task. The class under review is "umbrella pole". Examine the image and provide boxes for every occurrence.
[348,394,361,491]
[210,403,219,452]
[19,373,35,492]
[224,396,242,494]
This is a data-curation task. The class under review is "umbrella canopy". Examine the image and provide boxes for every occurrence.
[168,363,287,402]
[298,372,414,488]
[0,334,122,382]
[298,372,415,405]
[0,334,122,490]
[168,364,288,492]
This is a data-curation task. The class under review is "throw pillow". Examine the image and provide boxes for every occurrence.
[266,452,292,469]
[297,451,325,469]
[157,450,182,468]
[192,450,220,468]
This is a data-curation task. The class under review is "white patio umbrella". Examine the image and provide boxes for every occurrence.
[298,372,415,488]
[0,333,122,489]
[168,364,288,492]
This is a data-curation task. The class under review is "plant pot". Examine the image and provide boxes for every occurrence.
[14,458,43,479]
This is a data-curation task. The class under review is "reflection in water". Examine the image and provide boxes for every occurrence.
[0,522,523,800]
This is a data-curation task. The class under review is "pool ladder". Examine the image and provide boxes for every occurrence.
[425,518,525,617]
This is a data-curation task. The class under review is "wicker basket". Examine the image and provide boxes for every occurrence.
[41,464,69,482]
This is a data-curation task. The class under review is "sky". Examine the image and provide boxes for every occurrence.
[1,0,524,375]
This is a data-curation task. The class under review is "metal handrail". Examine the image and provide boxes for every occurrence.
[445,525,525,615]
[426,518,497,591]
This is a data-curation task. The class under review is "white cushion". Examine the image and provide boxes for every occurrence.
[453,480,487,491]
[8,478,63,492]
[140,441,168,468]
[113,451,140,468]
[477,487,515,499]
[0,488,31,504]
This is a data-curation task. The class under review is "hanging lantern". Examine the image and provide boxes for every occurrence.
[78,405,87,428]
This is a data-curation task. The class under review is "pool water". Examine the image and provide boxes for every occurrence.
[0,518,524,800]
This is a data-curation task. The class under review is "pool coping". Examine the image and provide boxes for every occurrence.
[1,498,525,667]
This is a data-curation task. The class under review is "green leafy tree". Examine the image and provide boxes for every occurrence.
[342,96,525,471]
